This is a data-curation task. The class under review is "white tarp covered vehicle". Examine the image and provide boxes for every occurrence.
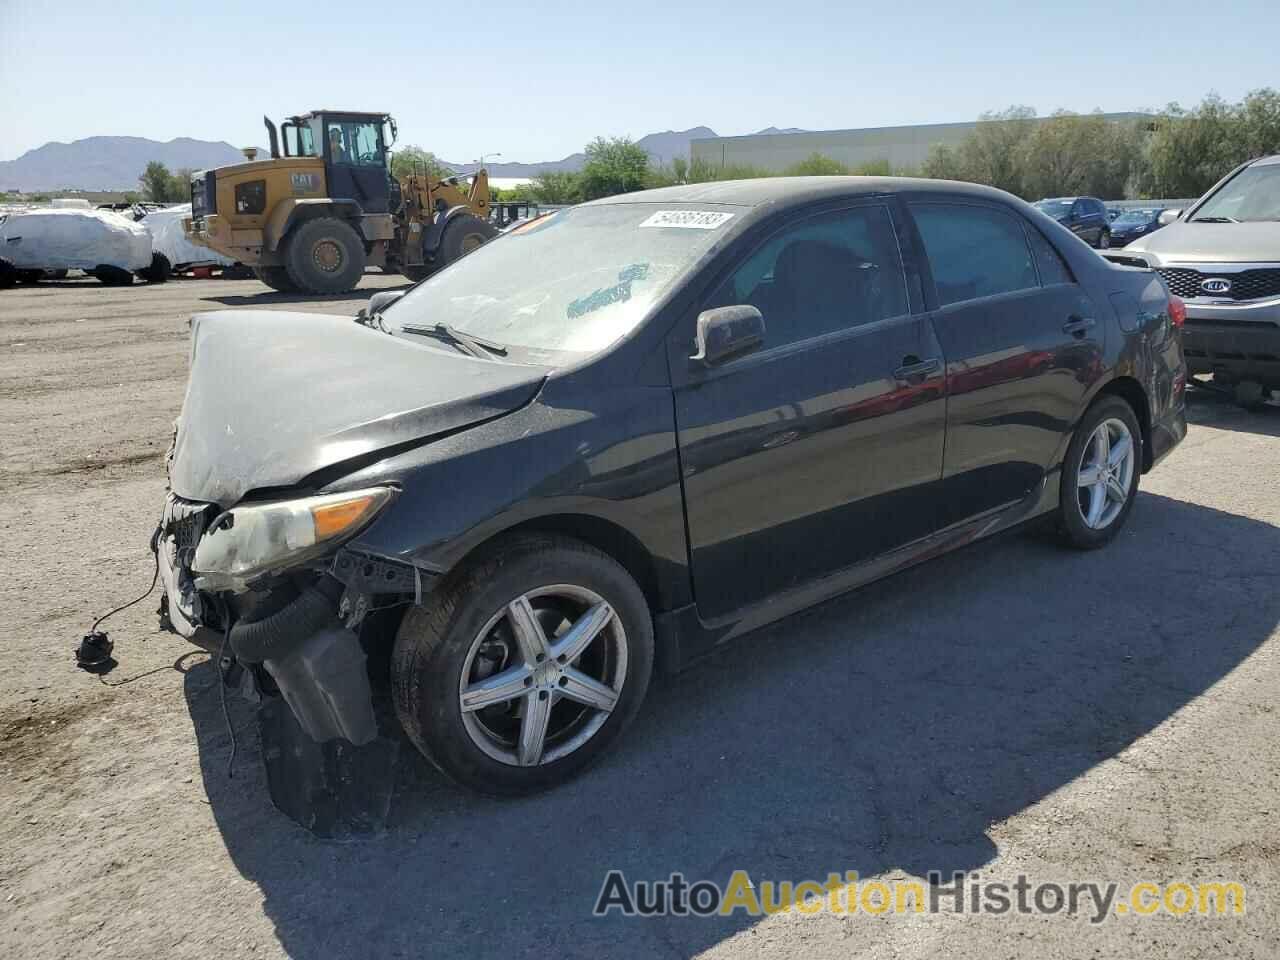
[0,207,156,287]
[142,203,235,275]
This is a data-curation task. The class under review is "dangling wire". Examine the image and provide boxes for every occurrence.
[217,598,238,778]
[90,542,160,634]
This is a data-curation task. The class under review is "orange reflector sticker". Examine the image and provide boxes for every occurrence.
[312,496,374,539]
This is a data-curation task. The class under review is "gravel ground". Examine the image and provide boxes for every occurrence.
[1,275,1277,959]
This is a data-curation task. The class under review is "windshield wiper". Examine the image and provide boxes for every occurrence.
[1190,216,1238,223]
[399,322,507,358]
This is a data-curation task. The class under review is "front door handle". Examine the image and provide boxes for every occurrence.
[893,356,941,383]
[1063,316,1096,337]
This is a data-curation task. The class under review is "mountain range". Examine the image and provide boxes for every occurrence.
[0,126,807,192]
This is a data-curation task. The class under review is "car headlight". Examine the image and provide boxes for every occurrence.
[192,486,395,586]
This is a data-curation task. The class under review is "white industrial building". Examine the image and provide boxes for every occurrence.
[690,113,1150,173]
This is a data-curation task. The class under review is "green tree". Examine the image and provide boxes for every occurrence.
[953,106,1038,195]
[784,153,849,176]
[920,143,966,181]
[1018,112,1142,199]
[578,137,651,200]
[390,146,453,180]
[1146,88,1280,197]
[167,167,194,203]
[526,170,581,204]
[139,160,188,203]
[850,158,895,176]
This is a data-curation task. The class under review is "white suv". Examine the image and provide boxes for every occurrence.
[1118,155,1280,408]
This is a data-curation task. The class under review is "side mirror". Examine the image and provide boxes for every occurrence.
[1158,209,1182,226]
[691,305,765,368]
[368,290,405,314]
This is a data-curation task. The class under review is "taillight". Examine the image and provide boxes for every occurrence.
[1168,295,1186,328]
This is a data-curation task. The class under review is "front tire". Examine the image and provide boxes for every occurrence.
[252,265,300,293]
[392,535,654,796]
[283,217,366,294]
[1057,395,1141,549]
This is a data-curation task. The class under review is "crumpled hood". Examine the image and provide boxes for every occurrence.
[1124,220,1280,264]
[171,311,546,505]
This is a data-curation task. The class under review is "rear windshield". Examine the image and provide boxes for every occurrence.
[1192,162,1280,223]
[1034,200,1073,218]
[1114,209,1160,223]
[383,203,739,363]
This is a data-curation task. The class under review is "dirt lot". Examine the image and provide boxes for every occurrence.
[1,275,1278,959]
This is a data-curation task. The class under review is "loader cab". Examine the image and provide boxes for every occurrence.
[281,110,395,214]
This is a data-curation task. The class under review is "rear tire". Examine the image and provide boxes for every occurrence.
[1057,395,1142,549]
[137,252,171,283]
[392,535,654,796]
[283,217,366,294]
[1234,380,1267,410]
[93,265,134,286]
[252,265,299,293]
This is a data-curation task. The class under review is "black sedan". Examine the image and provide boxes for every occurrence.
[1108,207,1166,247]
[155,178,1187,798]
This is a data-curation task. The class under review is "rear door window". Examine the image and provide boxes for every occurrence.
[910,202,1039,306]
[1026,226,1075,285]
[708,205,909,349]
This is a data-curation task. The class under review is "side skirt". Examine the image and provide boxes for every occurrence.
[655,472,1061,672]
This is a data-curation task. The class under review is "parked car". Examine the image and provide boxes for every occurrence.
[1109,207,1166,247]
[154,178,1186,798]
[141,203,236,278]
[0,207,162,287]
[1033,196,1112,248]
[1114,154,1280,407]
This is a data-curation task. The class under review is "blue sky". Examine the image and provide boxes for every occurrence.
[2,0,1277,163]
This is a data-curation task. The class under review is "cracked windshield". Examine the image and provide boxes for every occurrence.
[383,203,737,359]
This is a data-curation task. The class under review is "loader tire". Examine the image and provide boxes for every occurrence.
[252,266,299,293]
[436,213,497,269]
[283,217,366,295]
[400,262,438,284]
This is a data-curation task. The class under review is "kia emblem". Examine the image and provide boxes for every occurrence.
[1200,277,1232,295]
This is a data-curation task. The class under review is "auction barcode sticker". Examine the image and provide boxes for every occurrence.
[639,210,735,230]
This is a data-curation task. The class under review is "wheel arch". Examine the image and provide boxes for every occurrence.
[265,198,364,251]
[1093,375,1153,471]
[444,512,668,615]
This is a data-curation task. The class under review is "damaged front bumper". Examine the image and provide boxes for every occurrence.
[155,492,427,748]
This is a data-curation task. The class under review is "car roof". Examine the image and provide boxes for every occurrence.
[581,176,1024,210]
[1250,154,1280,167]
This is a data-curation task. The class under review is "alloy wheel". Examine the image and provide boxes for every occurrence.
[458,585,627,767]
[1076,417,1135,529]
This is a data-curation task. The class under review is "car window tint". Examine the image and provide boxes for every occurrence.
[709,205,907,350]
[1026,226,1074,285]
[911,203,1039,306]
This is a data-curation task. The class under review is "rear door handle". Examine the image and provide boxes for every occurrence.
[893,357,941,382]
[1063,317,1096,337]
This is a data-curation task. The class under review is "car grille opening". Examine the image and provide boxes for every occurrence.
[1158,267,1280,302]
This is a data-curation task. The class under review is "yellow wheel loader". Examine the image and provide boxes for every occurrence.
[184,111,497,294]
